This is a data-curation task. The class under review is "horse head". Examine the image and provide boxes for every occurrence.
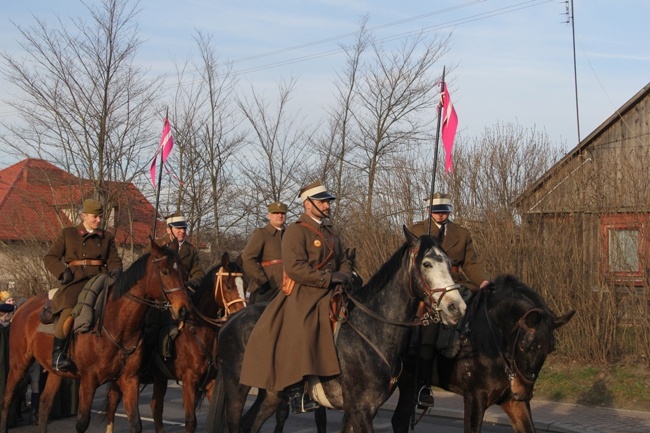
[485,276,575,401]
[403,226,466,326]
[146,239,192,322]
[213,252,247,319]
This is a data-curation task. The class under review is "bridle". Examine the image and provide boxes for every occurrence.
[123,255,186,316]
[337,244,461,392]
[408,246,461,325]
[101,253,186,377]
[192,268,247,327]
[484,298,547,386]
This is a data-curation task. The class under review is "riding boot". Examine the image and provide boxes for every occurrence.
[416,355,435,408]
[52,337,75,372]
[286,382,319,414]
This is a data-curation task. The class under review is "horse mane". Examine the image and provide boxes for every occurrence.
[354,241,410,303]
[111,247,180,300]
[466,274,554,356]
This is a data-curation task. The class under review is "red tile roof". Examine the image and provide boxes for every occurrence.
[0,158,165,246]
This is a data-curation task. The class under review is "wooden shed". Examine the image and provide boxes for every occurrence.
[515,82,650,320]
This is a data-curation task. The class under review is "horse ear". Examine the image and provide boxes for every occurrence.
[553,310,575,329]
[149,237,164,258]
[403,225,419,247]
[221,252,231,268]
[347,247,356,263]
[234,254,244,269]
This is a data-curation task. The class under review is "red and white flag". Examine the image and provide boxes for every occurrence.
[440,83,458,173]
[150,118,174,188]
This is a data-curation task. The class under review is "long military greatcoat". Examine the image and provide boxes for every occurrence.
[241,223,284,303]
[409,219,489,292]
[239,213,352,392]
[44,223,122,314]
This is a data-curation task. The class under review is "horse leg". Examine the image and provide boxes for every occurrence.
[463,394,489,433]
[499,400,535,433]
[105,382,123,433]
[314,406,327,433]
[271,395,289,433]
[242,390,265,432]
[180,377,198,433]
[248,391,283,433]
[75,379,98,433]
[0,356,33,433]
[36,372,63,433]
[118,376,143,433]
[150,374,168,433]
[342,409,375,433]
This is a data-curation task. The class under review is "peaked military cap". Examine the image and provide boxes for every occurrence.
[82,199,103,215]
[165,210,188,228]
[267,201,288,213]
[425,192,452,213]
[298,181,336,202]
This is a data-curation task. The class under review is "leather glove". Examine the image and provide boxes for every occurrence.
[330,271,351,287]
[186,280,199,291]
[59,268,73,285]
[108,268,122,281]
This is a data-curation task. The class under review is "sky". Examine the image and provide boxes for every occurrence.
[1,0,649,165]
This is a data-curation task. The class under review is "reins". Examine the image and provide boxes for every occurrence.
[123,255,185,313]
[336,246,461,393]
[483,295,545,385]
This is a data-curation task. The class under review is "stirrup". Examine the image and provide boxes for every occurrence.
[417,385,435,408]
[290,392,320,414]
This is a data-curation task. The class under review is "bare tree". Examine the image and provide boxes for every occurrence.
[237,78,311,227]
[0,0,160,219]
[350,32,450,217]
[165,31,245,256]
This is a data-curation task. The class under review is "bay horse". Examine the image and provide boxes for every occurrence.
[391,274,575,433]
[104,252,247,433]
[0,240,192,433]
[209,227,467,433]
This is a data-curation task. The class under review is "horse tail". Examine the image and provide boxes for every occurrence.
[205,368,227,433]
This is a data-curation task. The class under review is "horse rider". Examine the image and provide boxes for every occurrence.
[157,211,205,291]
[408,192,490,407]
[241,201,288,304]
[240,181,354,413]
[43,198,122,372]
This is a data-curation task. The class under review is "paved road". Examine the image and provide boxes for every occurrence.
[7,384,514,433]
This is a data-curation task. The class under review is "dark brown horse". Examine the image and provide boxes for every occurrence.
[105,253,247,433]
[0,240,192,433]
[391,275,575,433]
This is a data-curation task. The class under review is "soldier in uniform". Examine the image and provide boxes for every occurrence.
[241,201,288,304]
[240,181,354,413]
[43,198,122,372]
[158,211,205,290]
[408,192,490,407]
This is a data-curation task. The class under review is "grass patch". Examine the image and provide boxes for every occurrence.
[535,356,650,411]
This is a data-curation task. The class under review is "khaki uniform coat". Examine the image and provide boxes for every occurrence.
[44,223,122,314]
[409,219,489,292]
[240,213,352,392]
[157,236,205,287]
[241,223,284,303]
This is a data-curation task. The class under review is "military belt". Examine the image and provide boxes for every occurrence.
[68,259,105,267]
[261,259,283,267]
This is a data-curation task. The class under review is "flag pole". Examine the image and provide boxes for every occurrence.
[426,66,446,235]
[151,110,168,239]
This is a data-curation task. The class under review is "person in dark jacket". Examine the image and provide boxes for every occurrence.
[409,192,490,407]
[240,181,354,413]
[157,211,204,291]
[43,198,122,372]
[242,201,288,303]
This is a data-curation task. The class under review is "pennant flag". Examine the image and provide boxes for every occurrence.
[440,83,458,173]
[150,118,174,188]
